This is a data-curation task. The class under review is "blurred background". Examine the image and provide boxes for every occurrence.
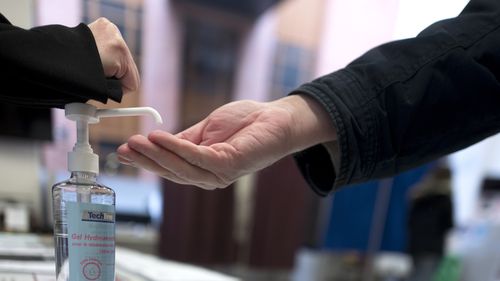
[3,0,500,280]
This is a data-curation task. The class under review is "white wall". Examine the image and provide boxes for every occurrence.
[393,0,469,39]
[141,0,181,135]
[315,0,400,77]
[0,0,34,28]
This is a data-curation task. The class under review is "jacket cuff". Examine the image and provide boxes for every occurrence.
[293,141,340,196]
[289,69,379,194]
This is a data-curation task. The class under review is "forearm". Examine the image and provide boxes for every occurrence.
[291,0,500,195]
[0,18,121,108]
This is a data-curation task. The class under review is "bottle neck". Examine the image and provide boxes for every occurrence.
[70,171,97,183]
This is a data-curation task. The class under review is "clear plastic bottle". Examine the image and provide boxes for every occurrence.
[52,103,162,280]
[52,171,115,281]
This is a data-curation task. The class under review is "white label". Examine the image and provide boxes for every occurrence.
[67,202,115,281]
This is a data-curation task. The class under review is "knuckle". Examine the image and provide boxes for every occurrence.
[96,17,110,25]
[113,60,122,72]
[112,36,127,52]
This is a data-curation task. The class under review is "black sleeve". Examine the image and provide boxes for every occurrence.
[0,14,122,108]
[290,0,500,196]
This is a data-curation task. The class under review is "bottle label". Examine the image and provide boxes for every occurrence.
[67,202,115,281]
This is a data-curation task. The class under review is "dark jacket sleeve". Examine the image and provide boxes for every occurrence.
[290,0,500,196]
[0,14,122,108]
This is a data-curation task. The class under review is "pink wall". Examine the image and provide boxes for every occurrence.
[315,0,400,77]
[141,0,181,135]
[138,0,182,180]
[234,10,277,102]
[36,0,81,26]
[38,0,82,172]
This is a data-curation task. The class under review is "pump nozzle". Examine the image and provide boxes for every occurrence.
[96,107,162,124]
[64,103,163,174]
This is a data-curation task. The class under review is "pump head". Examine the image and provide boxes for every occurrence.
[64,103,163,174]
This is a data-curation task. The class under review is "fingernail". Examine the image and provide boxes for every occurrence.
[121,161,135,167]
[119,156,132,161]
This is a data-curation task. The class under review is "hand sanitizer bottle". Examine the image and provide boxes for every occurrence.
[52,103,162,281]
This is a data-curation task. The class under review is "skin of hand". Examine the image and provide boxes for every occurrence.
[88,18,140,94]
[117,95,336,190]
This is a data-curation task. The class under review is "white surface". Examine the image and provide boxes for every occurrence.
[0,273,54,281]
[116,247,240,281]
[0,233,240,281]
[0,260,54,275]
[0,233,54,259]
[0,249,241,281]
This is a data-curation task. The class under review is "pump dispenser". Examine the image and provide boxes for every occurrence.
[52,103,162,281]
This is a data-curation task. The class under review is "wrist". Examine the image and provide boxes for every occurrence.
[271,94,336,152]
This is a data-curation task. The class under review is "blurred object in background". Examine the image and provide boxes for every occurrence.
[434,177,500,281]
[0,200,30,233]
[373,252,412,281]
[173,0,280,19]
[0,0,52,233]
[477,178,500,219]
[407,165,453,281]
[179,17,240,127]
[292,249,363,281]
[0,140,47,232]
[444,223,500,281]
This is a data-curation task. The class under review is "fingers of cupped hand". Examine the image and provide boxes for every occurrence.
[117,144,188,185]
[147,130,211,168]
[117,154,132,165]
[118,142,223,190]
[147,130,238,187]
[123,135,227,188]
